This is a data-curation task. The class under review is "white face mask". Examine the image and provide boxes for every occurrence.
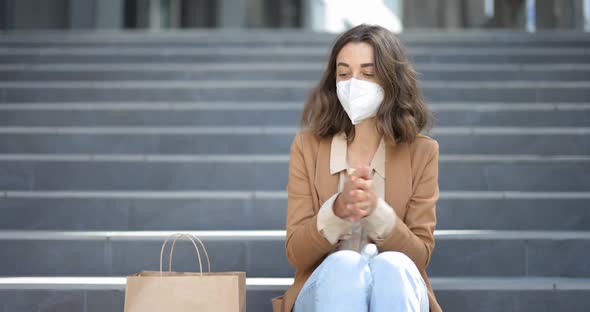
[336,78,384,125]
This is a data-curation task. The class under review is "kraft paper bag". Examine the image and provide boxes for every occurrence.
[124,233,246,312]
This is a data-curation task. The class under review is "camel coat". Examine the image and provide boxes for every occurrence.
[272,131,442,312]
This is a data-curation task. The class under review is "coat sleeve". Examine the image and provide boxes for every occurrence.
[285,133,335,273]
[375,140,439,271]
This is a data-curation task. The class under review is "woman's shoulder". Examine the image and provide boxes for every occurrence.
[408,134,439,158]
[292,130,328,151]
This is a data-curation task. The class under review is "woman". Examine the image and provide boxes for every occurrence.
[272,24,441,312]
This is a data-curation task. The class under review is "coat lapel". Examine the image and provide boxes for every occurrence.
[314,136,339,208]
[385,140,413,219]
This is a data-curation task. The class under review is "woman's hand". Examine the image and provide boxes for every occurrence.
[334,165,378,222]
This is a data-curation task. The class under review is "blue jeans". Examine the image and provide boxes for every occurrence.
[294,247,429,312]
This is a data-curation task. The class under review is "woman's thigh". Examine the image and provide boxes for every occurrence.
[294,250,372,312]
[368,251,429,312]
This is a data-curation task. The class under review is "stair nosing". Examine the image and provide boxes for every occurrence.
[2,62,590,71]
[1,102,590,111]
[0,230,588,241]
[0,276,589,291]
[2,190,590,200]
[0,46,587,56]
[1,126,589,135]
[1,80,590,89]
[0,153,589,163]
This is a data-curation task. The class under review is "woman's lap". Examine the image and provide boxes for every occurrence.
[294,248,428,312]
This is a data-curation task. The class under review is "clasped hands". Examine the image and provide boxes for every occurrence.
[334,165,377,222]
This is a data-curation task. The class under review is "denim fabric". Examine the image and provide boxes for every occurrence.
[294,244,429,312]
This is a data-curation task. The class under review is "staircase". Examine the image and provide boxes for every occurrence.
[0,30,589,311]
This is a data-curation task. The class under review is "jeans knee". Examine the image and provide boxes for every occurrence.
[319,250,369,283]
[323,250,367,273]
[370,251,421,278]
[369,252,428,311]
[297,250,370,299]
[295,251,371,311]
[325,250,364,266]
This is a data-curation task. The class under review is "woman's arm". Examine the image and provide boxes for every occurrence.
[285,133,335,272]
[374,140,440,271]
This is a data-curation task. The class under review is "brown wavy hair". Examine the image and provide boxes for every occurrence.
[301,24,433,144]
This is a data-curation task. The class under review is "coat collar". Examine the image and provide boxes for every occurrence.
[329,132,386,179]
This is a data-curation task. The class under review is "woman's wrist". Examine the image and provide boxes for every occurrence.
[333,193,345,219]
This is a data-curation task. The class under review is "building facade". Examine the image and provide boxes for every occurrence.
[0,0,588,31]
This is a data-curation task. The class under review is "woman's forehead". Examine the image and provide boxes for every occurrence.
[336,42,374,64]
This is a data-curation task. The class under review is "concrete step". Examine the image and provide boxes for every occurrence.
[0,63,590,81]
[1,276,589,312]
[6,46,586,53]
[2,81,589,103]
[2,153,590,191]
[1,103,589,127]
[0,277,284,312]
[1,30,589,47]
[7,101,590,108]
[0,154,589,192]
[1,46,589,54]
[0,127,588,156]
[7,36,588,47]
[0,230,588,278]
[2,37,588,48]
[0,191,588,231]
[3,63,590,82]
[0,30,588,41]
[0,47,588,63]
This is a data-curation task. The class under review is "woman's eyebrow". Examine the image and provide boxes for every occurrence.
[337,62,374,68]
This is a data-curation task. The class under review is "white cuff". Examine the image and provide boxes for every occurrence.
[316,192,352,245]
[361,197,396,242]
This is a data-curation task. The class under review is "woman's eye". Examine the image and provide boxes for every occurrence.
[338,73,350,77]
[364,73,375,77]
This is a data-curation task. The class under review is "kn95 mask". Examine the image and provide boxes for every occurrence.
[336,78,384,125]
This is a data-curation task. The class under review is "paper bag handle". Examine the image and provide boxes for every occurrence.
[169,233,211,273]
[159,233,211,276]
